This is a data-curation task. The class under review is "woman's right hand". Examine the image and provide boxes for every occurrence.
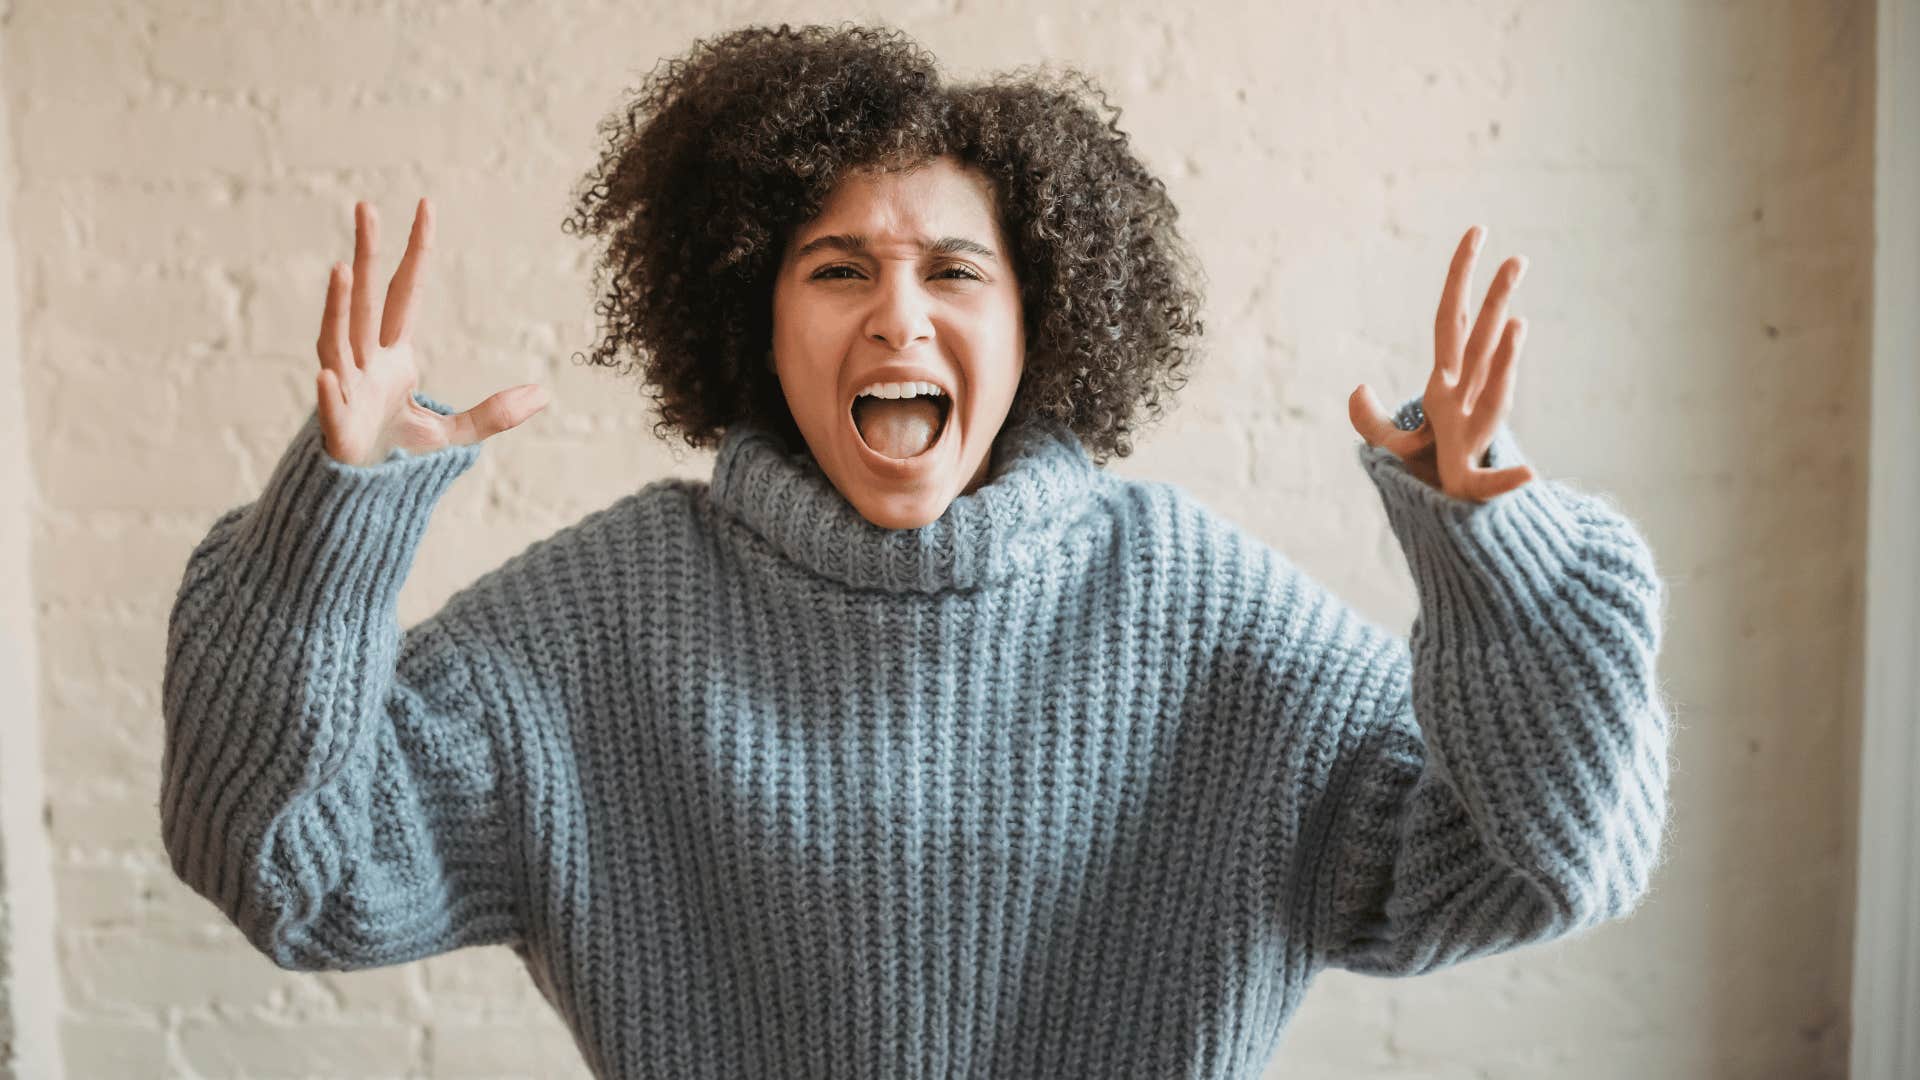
[316,197,549,467]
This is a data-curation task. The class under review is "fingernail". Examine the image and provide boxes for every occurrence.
[1471,227,1485,253]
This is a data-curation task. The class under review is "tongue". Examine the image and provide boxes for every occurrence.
[852,397,943,459]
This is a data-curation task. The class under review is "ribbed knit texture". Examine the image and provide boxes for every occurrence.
[159,390,1671,1080]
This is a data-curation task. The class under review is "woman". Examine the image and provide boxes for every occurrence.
[159,22,1669,1080]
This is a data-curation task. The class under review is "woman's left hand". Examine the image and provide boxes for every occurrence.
[1348,225,1538,502]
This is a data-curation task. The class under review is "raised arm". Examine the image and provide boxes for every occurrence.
[1307,412,1671,977]
[159,198,549,970]
[159,396,530,970]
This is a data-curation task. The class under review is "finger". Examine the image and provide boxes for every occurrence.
[1384,423,1435,458]
[1379,411,1436,458]
[1467,317,1525,417]
[446,384,550,446]
[350,201,378,363]
[316,369,348,456]
[380,197,433,348]
[1381,427,1434,459]
[316,262,352,393]
[1465,464,1536,502]
[1348,383,1400,447]
[1434,225,1484,382]
[1461,255,1526,408]
[1349,384,1436,458]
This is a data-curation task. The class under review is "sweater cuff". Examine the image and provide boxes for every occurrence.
[228,390,481,618]
[1355,397,1587,641]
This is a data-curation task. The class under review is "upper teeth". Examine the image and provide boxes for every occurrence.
[857,381,946,400]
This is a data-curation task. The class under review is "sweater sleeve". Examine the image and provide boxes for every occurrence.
[1310,396,1673,978]
[158,391,524,971]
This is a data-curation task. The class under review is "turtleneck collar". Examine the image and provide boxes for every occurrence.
[705,413,1114,594]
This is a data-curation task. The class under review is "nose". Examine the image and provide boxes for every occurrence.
[863,266,935,353]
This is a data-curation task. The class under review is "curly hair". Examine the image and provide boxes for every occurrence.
[561,21,1207,464]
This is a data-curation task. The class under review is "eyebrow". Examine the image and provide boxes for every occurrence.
[790,233,999,263]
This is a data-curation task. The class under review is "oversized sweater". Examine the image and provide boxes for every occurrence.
[159,390,1671,1080]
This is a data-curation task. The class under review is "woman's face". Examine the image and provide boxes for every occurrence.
[770,155,1025,530]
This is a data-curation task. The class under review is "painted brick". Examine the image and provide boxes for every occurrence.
[3,2,1869,1078]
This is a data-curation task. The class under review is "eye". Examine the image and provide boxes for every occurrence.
[808,264,984,282]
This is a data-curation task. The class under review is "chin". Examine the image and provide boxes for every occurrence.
[845,488,954,530]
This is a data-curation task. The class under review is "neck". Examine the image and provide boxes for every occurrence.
[706,412,1107,594]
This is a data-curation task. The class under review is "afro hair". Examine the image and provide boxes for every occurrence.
[561,21,1207,465]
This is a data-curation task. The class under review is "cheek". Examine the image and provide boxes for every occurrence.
[948,288,1021,338]
[991,290,1024,350]
[1000,297,1025,354]
[777,292,854,353]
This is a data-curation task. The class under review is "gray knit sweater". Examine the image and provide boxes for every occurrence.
[159,391,1671,1079]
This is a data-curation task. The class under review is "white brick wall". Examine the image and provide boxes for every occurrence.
[2,3,64,1075]
[0,2,1867,1077]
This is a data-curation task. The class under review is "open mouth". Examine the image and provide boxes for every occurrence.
[849,389,953,461]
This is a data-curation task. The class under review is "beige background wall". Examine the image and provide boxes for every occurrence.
[0,1,1870,1077]
[3,4,63,1075]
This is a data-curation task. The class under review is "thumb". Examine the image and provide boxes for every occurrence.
[451,383,549,445]
[1349,383,1435,459]
[1348,383,1398,446]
